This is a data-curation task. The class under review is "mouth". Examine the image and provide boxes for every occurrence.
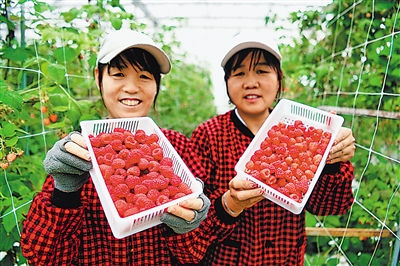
[244,95,260,99]
[120,99,141,106]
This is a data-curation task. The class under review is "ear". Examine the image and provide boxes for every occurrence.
[94,67,100,91]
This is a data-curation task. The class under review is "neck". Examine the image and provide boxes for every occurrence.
[235,109,270,135]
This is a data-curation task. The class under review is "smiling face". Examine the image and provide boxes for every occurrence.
[226,49,281,123]
[95,48,161,119]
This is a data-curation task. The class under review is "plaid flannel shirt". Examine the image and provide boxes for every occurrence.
[187,110,354,266]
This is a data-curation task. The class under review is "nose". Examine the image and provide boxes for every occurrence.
[243,73,259,89]
[123,77,140,93]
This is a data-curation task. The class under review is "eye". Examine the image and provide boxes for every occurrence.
[140,74,152,79]
[232,70,244,77]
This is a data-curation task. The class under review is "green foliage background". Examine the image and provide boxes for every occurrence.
[0,0,399,265]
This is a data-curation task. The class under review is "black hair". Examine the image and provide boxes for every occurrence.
[223,48,284,103]
[96,48,162,110]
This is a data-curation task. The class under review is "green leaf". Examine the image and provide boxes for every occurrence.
[1,122,17,137]
[1,47,31,62]
[54,47,80,64]
[2,207,16,234]
[5,136,19,146]
[52,106,70,112]
[41,62,66,84]
[111,17,123,30]
[0,81,23,112]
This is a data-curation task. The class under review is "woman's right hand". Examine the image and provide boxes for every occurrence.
[223,176,265,217]
[43,132,93,192]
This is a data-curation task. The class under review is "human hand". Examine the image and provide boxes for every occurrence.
[160,179,211,234]
[326,127,356,164]
[223,176,265,217]
[43,132,93,192]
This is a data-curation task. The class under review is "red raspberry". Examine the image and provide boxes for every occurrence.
[152,148,163,161]
[169,174,182,186]
[134,184,148,195]
[159,165,174,178]
[114,168,127,178]
[276,178,287,187]
[309,164,318,173]
[260,140,269,150]
[143,178,169,190]
[285,182,297,194]
[125,193,136,204]
[160,188,170,198]
[99,164,113,180]
[136,196,155,211]
[275,168,285,179]
[172,192,186,200]
[267,128,277,138]
[127,166,140,176]
[125,175,141,189]
[304,170,314,180]
[260,168,271,180]
[146,133,159,145]
[147,188,160,202]
[102,153,114,166]
[111,131,124,141]
[277,186,290,196]
[166,186,179,197]
[124,207,139,217]
[159,157,173,167]
[149,142,162,151]
[139,144,152,155]
[148,161,160,172]
[114,199,129,217]
[134,129,147,143]
[156,195,170,206]
[250,169,261,180]
[111,158,125,170]
[295,179,309,194]
[100,133,112,145]
[264,174,277,185]
[89,136,102,148]
[289,193,302,203]
[124,136,139,149]
[313,154,323,165]
[114,183,129,198]
[113,127,126,133]
[263,146,273,156]
[110,175,125,187]
[138,158,149,170]
[178,182,192,195]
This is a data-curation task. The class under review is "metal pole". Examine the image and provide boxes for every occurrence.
[391,225,400,266]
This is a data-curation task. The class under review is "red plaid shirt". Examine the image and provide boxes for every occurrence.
[188,110,354,266]
[20,129,236,266]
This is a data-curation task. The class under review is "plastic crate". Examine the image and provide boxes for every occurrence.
[235,99,344,214]
[80,117,202,238]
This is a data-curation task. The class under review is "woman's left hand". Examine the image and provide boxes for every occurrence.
[326,127,356,164]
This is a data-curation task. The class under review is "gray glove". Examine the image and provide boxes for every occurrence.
[43,132,93,192]
[161,179,211,234]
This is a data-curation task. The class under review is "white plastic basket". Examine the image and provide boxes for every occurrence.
[235,99,344,214]
[80,117,202,238]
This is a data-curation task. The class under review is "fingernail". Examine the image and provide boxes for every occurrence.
[168,207,175,212]
[85,153,91,161]
[251,182,258,188]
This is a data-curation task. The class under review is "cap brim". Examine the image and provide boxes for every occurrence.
[99,44,171,74]
[221,41,282,68]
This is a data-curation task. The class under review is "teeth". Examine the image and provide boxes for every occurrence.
[121,99,140,106]
[245,95,258,99]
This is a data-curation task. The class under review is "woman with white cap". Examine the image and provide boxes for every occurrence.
[19,29,214,265]
[187,31,356,265]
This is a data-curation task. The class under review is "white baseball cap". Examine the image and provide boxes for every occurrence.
[221,31,282,68]
[97,29,171,74]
